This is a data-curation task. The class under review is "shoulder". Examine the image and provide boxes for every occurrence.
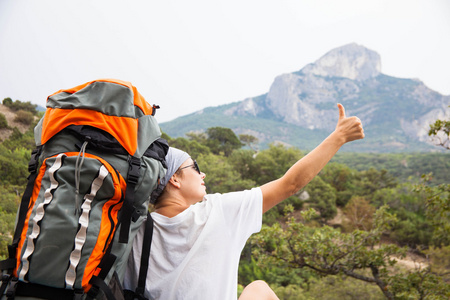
[205,187,261,201]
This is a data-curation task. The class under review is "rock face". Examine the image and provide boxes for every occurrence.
[260,43,449,140]
[264,43,382,130]
[301,43,381,81]
[162,43,449,152]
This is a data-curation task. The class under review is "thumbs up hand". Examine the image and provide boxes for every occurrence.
[334,103,365,144]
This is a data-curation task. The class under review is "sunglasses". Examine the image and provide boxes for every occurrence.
[179,160,201,174]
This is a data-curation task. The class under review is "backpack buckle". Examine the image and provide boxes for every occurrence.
[5,277,18,299]
[127,157,141,185]
[28,147,42,173]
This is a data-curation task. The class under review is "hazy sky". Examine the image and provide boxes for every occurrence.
[0,0,449,123]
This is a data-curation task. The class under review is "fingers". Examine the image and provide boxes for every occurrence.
[337,103,346,120]
[335,104,365,142]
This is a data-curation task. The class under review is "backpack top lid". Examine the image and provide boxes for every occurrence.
[35,79,161,157]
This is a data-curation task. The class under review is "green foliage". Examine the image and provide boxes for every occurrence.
[205,127,243,156]
[320,163,357,206]
[0,144,31,185]
[228,149,258,181]
[239,134,259,151]
[2,98,12,106]
[1,122,449,297]
[428,112,449,149]
[414,174,450,247]
[0,210,16,259]
[0,112,8,129]
[425,245,450,283]
[304,177,337,222]
[2,126,36,151]
[0,184,23,259]
[356,168,397,195]
[251,206,449,299]
[200,153,255,194]
[388,267,450,299]
[333,152,450,185]
[372,184,432,248]
[238,255,308,288]
[272,276,385,300]
[165,135,211,159]
[251,144,303,185]
[3,98,38,114]
[14,110,34,125]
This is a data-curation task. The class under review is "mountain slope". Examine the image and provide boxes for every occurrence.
[161,43,449,152]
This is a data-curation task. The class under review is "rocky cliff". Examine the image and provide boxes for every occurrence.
[162,43,450,152]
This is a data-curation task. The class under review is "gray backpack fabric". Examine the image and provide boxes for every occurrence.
[0,79,168,300]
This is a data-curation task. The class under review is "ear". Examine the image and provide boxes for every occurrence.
[168,174,181,189]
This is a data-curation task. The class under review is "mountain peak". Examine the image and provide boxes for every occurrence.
[301,43,381,81]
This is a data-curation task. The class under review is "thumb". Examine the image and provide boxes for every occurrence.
[337,103,346,120]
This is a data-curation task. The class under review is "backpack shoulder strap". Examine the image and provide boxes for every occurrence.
[119,157,141,243]
[124,211,153,300]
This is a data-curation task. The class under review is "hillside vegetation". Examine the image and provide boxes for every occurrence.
[1,99,449,299]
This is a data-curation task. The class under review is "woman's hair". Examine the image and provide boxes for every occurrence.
[150,147,190,204]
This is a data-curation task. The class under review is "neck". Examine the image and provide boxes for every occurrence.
[154,197,190,218]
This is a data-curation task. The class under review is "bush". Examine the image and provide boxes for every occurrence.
[302,276,384,300]
[0,145,30,185]
[3,99,37,114]
[2,98,12,106]
[14,110,34,125]
[0,112,8,129]
[0,210,16,260]
[2,127,36,150]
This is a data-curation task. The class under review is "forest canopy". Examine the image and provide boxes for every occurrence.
[1,100,449,299]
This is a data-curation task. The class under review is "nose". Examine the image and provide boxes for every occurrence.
[200,172,206,179]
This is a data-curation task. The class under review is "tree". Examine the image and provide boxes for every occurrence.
[2,98,38,114]
[413,115,450,247]
[0,145,30,185]
[342,197,376,232]
[414,174,449,247]
[251,207,450,299]
[14,110,34,125]
[356,168,397,196]
[206,127,243,156]
[199,153,255,193]
[303,177,337,222]
[251,144,303,185]
[166,136,211,159]
[428,109,449,149]
[2,97,12,106]
[239,134,259,152]
[0,112,8,129]
[320,163,357,206]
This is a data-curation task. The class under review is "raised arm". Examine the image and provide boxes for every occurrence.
[260,103,364,213]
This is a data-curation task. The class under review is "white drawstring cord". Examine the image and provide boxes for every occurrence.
[74,141,88,215]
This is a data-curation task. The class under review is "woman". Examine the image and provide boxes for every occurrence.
[124,104,364,299]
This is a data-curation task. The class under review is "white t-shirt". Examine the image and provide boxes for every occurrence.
[124,188,262,300]
[123,187,263,300]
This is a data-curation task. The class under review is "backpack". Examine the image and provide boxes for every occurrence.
[0,79,168,300]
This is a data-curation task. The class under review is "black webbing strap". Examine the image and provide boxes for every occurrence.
[119,156,141,243]
[5,279,83,300]
[88,276,116,300]
[86,252,117,300]
[0,275,13,299]
[123,212,153,300]
[12,146,42,248]
[137,212,153,296]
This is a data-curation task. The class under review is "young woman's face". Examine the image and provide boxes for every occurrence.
[177,158,206,204]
